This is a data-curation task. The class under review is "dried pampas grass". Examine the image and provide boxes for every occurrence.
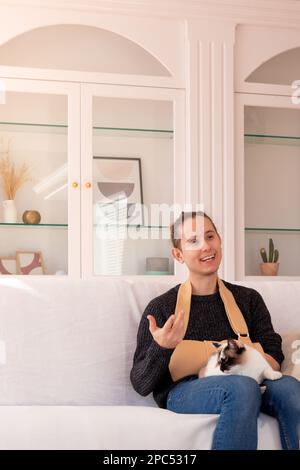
[0,150,31,200]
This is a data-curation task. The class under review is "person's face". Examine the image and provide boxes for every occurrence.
[172,216,222,276]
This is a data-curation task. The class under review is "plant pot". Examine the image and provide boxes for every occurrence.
[259,262,279,276]
[2,199,17,223]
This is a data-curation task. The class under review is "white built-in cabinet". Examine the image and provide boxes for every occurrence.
[1,2,300,281]
[0,79,81,277]
[81,84,185,278]
[0,16,187,279]
[0,79,185,278]
[235,25,300,280]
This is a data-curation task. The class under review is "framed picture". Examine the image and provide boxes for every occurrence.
[16,251,45,275]
[0,257,17,275]
[93,156,144,226]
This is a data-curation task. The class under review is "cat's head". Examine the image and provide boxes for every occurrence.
[213,339,247,372]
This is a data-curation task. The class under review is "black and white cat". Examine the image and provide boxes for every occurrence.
[199,339,282,385]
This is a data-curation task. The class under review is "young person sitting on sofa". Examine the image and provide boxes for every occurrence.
[130,211,300,450]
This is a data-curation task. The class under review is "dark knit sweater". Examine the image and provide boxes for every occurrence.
[130,280,284,409]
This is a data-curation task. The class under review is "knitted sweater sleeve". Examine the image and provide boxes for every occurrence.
[249,289,284,365]
[130,299,175,397]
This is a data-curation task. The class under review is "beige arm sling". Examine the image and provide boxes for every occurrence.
[168,277,264,382]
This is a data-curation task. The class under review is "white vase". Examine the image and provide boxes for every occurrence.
[2,199,17,223]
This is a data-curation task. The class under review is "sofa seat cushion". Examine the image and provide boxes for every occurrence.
[281,332,300,380]
[0,278,299,407]
[0,406,281,450]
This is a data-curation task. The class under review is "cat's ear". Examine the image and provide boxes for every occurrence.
[212,342,222,349]
[227,339,237,350]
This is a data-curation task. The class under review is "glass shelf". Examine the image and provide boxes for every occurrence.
[245,227,300,232]
[245,133,300,146]
[93,126,173,139]
[0,121,173,138]
[93,224,169,228]
[0,222,67,228]
[0,121,68,134]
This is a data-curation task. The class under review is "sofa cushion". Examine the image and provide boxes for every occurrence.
[0,406,281,450]
[0,278,299,406]
[281,332,300,380]
[0,278,169,406]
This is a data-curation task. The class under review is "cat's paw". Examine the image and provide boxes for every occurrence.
[270,371,282,380]
[263,368,282,381]
[260,385,267,394]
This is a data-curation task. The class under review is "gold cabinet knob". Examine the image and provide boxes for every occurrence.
[85,182,92,188]
[72,182,79,188]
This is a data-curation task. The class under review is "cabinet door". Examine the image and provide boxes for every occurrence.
[236,93,300,279]
[0,79,80,277]
[81,84,185,278]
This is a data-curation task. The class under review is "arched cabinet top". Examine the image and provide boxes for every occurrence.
[0,8,185,86]
[0,24,170,77]
[235,24,300,92]
[246,47,300,86]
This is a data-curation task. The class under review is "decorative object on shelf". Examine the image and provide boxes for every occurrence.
[93,156,144,226]
[22,210,41,224]
[0,138,31,222]
[55,270,66,275]
[0,257,17,275]
[259,238,279,276]
[145,257,169,275]
[16,251,45,275]
[2,199,17,223]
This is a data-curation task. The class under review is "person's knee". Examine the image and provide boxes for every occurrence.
[264,374,300,409]
[264,374,300,394]
[222,376,261,410]
[275,374,299,387]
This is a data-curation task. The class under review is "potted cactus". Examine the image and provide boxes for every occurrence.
[259,238,279,276]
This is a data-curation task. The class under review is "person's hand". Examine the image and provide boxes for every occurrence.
[147,310,185,349]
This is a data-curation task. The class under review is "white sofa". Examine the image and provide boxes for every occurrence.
[0,277,299,450]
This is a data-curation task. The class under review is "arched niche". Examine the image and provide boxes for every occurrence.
[0,24,171,76]
[246,47,300,85]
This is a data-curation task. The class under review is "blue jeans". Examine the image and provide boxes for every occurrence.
[166,375,300,450]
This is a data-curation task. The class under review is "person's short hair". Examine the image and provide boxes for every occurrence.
[170,211,219,249]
